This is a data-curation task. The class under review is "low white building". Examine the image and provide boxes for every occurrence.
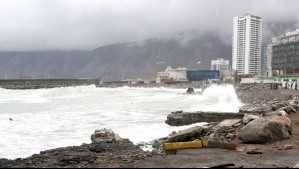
[156,66,187,83]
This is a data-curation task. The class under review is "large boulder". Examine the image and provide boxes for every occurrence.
[237,115,292,144]
[264,115,292,134]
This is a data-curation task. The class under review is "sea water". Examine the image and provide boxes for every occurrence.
[0,84,243,159]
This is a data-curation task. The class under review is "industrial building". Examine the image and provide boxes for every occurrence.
[156,66,219,83]
[187,70,219,81]
[270,29,299,76]
[232,13,262,75]
[211,58,230,76]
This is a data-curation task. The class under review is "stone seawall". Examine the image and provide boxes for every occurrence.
[0,79,100,89]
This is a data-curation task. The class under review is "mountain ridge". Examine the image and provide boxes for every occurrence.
[0,22,296,81]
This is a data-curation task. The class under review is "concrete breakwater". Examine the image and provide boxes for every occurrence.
[0,79,100,89]
[99,81,201,89]
[165,111,245,126]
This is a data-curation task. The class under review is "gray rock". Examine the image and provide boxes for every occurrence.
[226,133,235,140]
[91,128,116,143]
[208,133,215,140]
[291,100,299,105]
[166,126,206,142]
[291,104,299,111]
[283,101,291,106]
[272,103,285,111]
[237,116,292,144]
[283,144,293,150]
[213,119,242,130]
[264,115,292,133]
[263,111,288,117]
[151,138,167,150]
[243,114,260,124]
[285,106,298,114]
[233,122,242,127]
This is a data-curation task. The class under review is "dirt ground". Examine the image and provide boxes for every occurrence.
[126,113,299,168]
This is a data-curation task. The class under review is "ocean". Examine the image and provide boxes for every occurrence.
[0,84,243,159]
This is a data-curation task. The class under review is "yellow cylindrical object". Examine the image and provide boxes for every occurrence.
[164,141,206,150]
[202,140,209,147]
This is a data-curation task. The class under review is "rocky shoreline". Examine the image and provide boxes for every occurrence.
[130,83,299,168]
[0,129,158,168]
[2,83,299,168]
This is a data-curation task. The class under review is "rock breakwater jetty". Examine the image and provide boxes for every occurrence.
[0,79,100,89]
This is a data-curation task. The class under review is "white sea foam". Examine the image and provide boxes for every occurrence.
[0,84,243,159]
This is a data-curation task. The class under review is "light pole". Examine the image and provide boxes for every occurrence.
[41,70,45,79]
[13,71,16,79]
[75,70,80,79]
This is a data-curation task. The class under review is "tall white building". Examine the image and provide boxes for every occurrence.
[211,58,230,76]
[232,13,262,75]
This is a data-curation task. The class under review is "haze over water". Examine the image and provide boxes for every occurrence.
[0,84,243,159]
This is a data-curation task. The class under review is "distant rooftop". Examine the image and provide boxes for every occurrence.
[165,66,187,71]
[239,13,262,19]
[271,29,299,45]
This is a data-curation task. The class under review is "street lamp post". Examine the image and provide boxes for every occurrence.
[41,70,45,79]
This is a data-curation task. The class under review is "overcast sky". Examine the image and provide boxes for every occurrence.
[0,0,298,51]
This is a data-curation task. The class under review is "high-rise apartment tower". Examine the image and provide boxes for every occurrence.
[232,13,262,75]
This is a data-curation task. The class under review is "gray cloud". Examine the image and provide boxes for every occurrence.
[0,0,298,50]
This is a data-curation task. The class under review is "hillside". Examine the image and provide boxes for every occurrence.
[0,34,231,81]
[0,21,296,81]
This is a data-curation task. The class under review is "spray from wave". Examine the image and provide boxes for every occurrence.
[188,84,243,112]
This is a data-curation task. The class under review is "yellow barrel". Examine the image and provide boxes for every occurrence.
[202,140,209,148]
